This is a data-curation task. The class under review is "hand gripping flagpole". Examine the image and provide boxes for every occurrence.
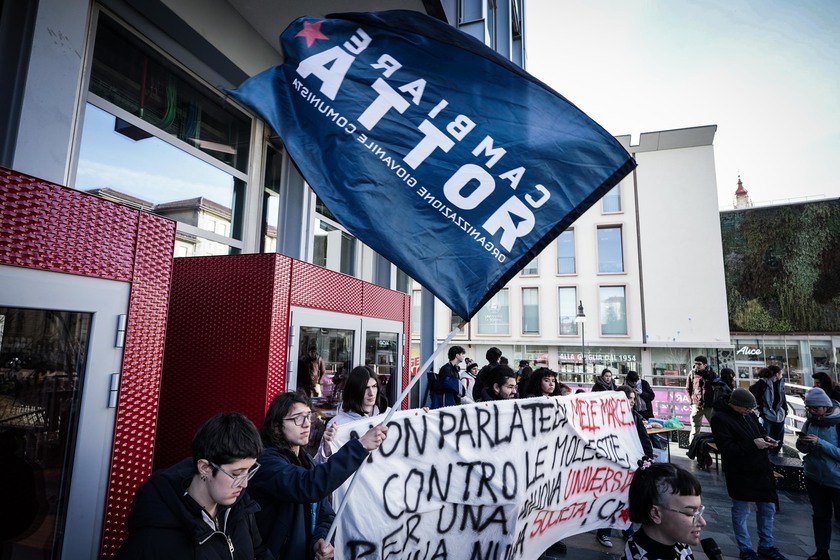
[325,323,463,544]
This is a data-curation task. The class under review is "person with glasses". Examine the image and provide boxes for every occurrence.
[622,462,705,560]
[115,412,269,559]
[478,364,518,401]
[249,391,388,560]
[795,387,840,560]
[710,388,788,560]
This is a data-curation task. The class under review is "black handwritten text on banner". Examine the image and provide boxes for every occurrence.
[328,392,643,560]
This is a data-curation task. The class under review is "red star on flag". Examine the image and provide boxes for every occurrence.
[296,20,329,47]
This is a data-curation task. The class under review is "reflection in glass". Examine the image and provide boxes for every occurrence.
[0,307,91,557]
[77,103,239,256]
[558,287,578,335]
[522,288,539,334]
[313,219,357,276]
[600,286,627,335]
[597,226,624,273]
[88,14,251,172]
[365,331,398,409]
[557,230,575,274]
[477,289,509,335]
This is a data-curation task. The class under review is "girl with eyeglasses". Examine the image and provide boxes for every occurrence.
[116,412,269,559]
[622,462,706,560]
[248,391,388,560]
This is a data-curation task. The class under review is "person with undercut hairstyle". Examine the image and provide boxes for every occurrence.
[622,462,706,560]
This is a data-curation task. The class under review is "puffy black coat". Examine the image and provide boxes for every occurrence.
[115,458,269,560]
[249,438,368,559]
[710,405,778,504]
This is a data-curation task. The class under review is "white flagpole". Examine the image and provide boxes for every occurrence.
[325,323,463,544]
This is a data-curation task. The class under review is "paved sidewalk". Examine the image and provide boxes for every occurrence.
[544,442,837,560]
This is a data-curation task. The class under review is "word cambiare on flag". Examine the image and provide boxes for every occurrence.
[229,10,636,321]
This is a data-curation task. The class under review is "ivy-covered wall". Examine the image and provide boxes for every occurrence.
[720,199,840,332]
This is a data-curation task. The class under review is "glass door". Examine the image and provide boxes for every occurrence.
[287,309,403,408]
[362,318,402,410]
[0,265,130,559]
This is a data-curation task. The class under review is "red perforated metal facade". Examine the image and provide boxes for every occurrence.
[155,254,410,470]
[0,167,176,558]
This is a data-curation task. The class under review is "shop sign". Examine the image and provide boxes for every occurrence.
[736,345,762,356]
[558,352,637,362]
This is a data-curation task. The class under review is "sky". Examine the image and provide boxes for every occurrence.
[525,0,840,209]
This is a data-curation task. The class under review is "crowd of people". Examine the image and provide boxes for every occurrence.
[115,347,839,560]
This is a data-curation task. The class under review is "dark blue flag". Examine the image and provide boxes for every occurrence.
[229,10,636,320]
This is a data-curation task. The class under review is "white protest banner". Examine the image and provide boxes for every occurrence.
[328,392,644,560]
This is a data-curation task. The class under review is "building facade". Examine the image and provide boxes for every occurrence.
[412,126,732,401]
[0,1,527,557]
[720,195,840,388]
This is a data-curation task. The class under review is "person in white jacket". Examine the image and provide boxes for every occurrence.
[314,366,381,464]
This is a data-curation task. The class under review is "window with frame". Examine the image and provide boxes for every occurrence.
[314,197,358,277]
[558,287,578,335]
[521,288,539,334]
[557,230,575,274]
[597,226,624,273]
[451,311,466,334]
[477,289,509,335]
[602,186,621,213]
[79,13,252,257]
[521,257,538,276]
[600,286,627,335]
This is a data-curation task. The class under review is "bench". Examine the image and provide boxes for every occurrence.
[706,442,720,471]
[769,456,806,492]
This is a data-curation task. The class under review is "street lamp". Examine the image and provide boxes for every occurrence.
[575,301,586,376]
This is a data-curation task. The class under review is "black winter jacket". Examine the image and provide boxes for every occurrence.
[710,405,778,504]
[249,438,369,560]
[115,459,269,560]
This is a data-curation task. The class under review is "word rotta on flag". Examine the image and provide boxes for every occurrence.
[229,10,636,320]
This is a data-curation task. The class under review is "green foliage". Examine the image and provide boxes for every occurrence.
[721,200,840,332]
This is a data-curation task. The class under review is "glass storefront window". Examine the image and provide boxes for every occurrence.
[650,348,690,388]
[0,307,91,556]
[476,289,509,335]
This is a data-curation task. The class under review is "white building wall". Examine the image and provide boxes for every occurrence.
[417,125,731,377]
[632,128,731,348]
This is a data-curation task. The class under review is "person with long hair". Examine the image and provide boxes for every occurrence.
[622,462,706,560]
[249,392,388,560]
[116,413,269,559]
[314,366,381,464]
[523,368,569,398]
[795,387,840,560]
[812,371,840,403]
